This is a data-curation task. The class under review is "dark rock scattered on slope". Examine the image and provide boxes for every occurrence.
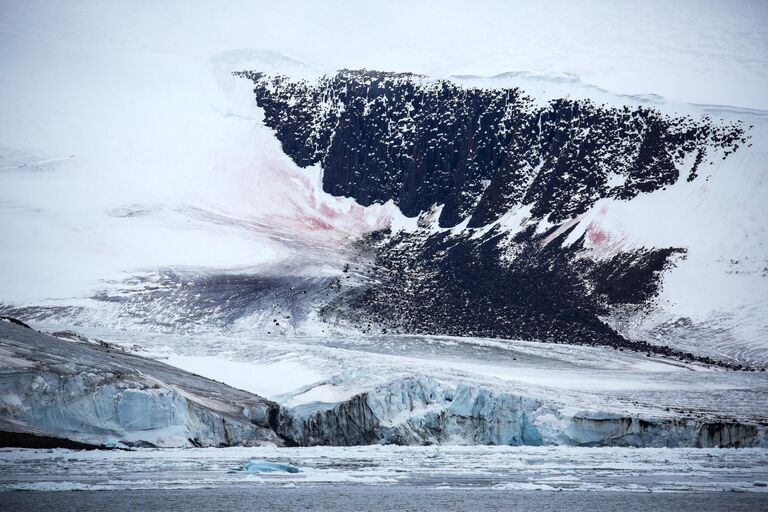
[237,69,749,361]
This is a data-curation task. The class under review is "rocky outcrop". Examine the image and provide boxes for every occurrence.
[234,70,752,356]
[237,69,747,227]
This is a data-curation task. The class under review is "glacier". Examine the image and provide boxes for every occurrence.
[2,320,766,449]
[280,377,766,448]
[0,320,282,448]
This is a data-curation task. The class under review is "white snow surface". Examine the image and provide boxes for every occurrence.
[1,2,767,382]
[164,354,323,400]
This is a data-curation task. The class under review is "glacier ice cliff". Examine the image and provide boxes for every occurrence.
[0,321,282,448]
[1,321,765,448]
[278,377,767,448]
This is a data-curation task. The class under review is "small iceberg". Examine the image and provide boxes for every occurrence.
[242,460,301,474]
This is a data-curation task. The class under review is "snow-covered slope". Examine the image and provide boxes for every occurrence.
[1,1,767,448]
[1,1,765,364]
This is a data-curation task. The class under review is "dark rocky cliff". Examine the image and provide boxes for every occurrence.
[237,69,747,227]
[237,70,749,363]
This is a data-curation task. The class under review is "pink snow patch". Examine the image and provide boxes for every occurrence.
[319,203,341,219]
[587,223,610,245]
[583,220,632,259]
[302,215,334,231]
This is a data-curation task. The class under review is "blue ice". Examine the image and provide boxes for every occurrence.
[242,460,301,474]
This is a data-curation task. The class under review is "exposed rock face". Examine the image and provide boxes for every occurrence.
[0,321,283,448]
[236,69,747,227]
[278,377,766,448]
[236,70,751,357]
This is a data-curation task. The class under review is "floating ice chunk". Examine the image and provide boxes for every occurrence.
[242,461,300,474]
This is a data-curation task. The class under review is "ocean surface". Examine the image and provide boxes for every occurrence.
[2,445,768,510]
[2,486,768,512]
